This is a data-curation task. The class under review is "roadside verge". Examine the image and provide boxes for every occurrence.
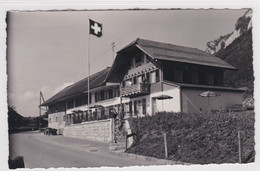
[109,151,191,165]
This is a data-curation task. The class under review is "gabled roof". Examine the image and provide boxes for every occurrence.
[41,67,111,106]
[119,38,236,70]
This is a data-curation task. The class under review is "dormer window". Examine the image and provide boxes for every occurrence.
[131,53,145,68]
[135,54,143,67]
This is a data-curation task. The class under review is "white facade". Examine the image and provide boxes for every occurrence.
[181,88,244,113]
[150,88,181,113]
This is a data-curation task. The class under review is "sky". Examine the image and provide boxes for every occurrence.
[7,9,248,117]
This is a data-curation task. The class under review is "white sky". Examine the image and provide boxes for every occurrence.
[7,9,248,117]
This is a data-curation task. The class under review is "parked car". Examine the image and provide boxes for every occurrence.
[44,127,57,135]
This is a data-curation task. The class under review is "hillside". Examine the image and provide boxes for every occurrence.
[215,28,253,97]
[206,9,252,54]
[205,9,254,97]
[8,106,29,129]
[8,106,48,133]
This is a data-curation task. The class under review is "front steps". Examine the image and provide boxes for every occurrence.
[109,142,126,152]
[109,118,127,152]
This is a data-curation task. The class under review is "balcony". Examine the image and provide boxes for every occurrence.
[121,83,150,97]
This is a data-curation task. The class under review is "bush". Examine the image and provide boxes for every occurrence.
[9,156,25,169]
[126,111,255,164]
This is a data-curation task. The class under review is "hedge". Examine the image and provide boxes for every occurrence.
[126,111,255,164]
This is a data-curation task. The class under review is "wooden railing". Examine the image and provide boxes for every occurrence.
[121,83,150,97]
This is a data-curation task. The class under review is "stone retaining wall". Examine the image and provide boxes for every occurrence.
[63,119,113,142]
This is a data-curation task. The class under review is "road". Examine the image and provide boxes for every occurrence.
[9,131,159,168]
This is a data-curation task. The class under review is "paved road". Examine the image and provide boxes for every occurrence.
[9,131,159,168]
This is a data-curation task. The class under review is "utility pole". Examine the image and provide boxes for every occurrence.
[39,91,42,131]
[111,42,115,61]
[39,91,48,132]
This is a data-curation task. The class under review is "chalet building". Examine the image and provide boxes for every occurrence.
[41,38,245,137]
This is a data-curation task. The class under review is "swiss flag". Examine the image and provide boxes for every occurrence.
[89,19,102,37]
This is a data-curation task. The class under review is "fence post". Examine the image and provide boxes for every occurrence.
[125,134,128,151]
[110,118,114,143]
[164,132,168,159]
[238,131,242,163]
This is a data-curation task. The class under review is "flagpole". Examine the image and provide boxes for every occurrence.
[87,18,102,120]
[88,18,91,119]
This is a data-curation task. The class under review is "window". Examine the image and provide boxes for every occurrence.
[85,111,88,121]
[191,71,199,84]
[67,100,74,109]
[135,54,143,67]
[151,71,156,83]
[89,93,92,104]
[95,92,98,102]
[108,89,113,99]
[101,90,105,101]
[75,97,83,107]
[134,101,137,115]
[137,75,142,84]
[49,118,51,123]
[216,73,223,86]
[49,105,55,113]
[125,79,132,87]
[142,99,146,115]
[82,94,91,105]
[82,96,88,105]
[144,54,148,63]
[156,70,160,82]
[133,77,137,84]
[207,73,214,85]
[104,90,108,100]
[146,72,150,83]
[89,110,93,120]
[129,101,132,115]
[141,74,145,83]
[95,91,105,102]
[174,70,183,82]
[55,117,58,123]
[122,104,124,116]
[113,89,118,98]
[131,57,134,68]
[55,104,59,112]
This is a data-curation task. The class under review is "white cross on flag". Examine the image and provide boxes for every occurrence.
[89,19,102,37]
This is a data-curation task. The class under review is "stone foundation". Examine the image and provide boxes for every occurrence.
[63,119,113,142]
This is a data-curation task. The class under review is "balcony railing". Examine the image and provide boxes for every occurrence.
[121,83,150,97]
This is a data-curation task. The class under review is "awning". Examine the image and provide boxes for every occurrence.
[199,91,220,97]
[72,110,84,113]
[152,95,173,100]
[89,105,104,109]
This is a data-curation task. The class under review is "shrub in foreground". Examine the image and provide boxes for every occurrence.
[126,111,255,164]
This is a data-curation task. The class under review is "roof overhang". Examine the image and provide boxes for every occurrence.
[178,83,247,92]
[162,80,246,92]
[135,45,236,70]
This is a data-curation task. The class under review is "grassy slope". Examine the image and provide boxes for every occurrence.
[127,111,255,164]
